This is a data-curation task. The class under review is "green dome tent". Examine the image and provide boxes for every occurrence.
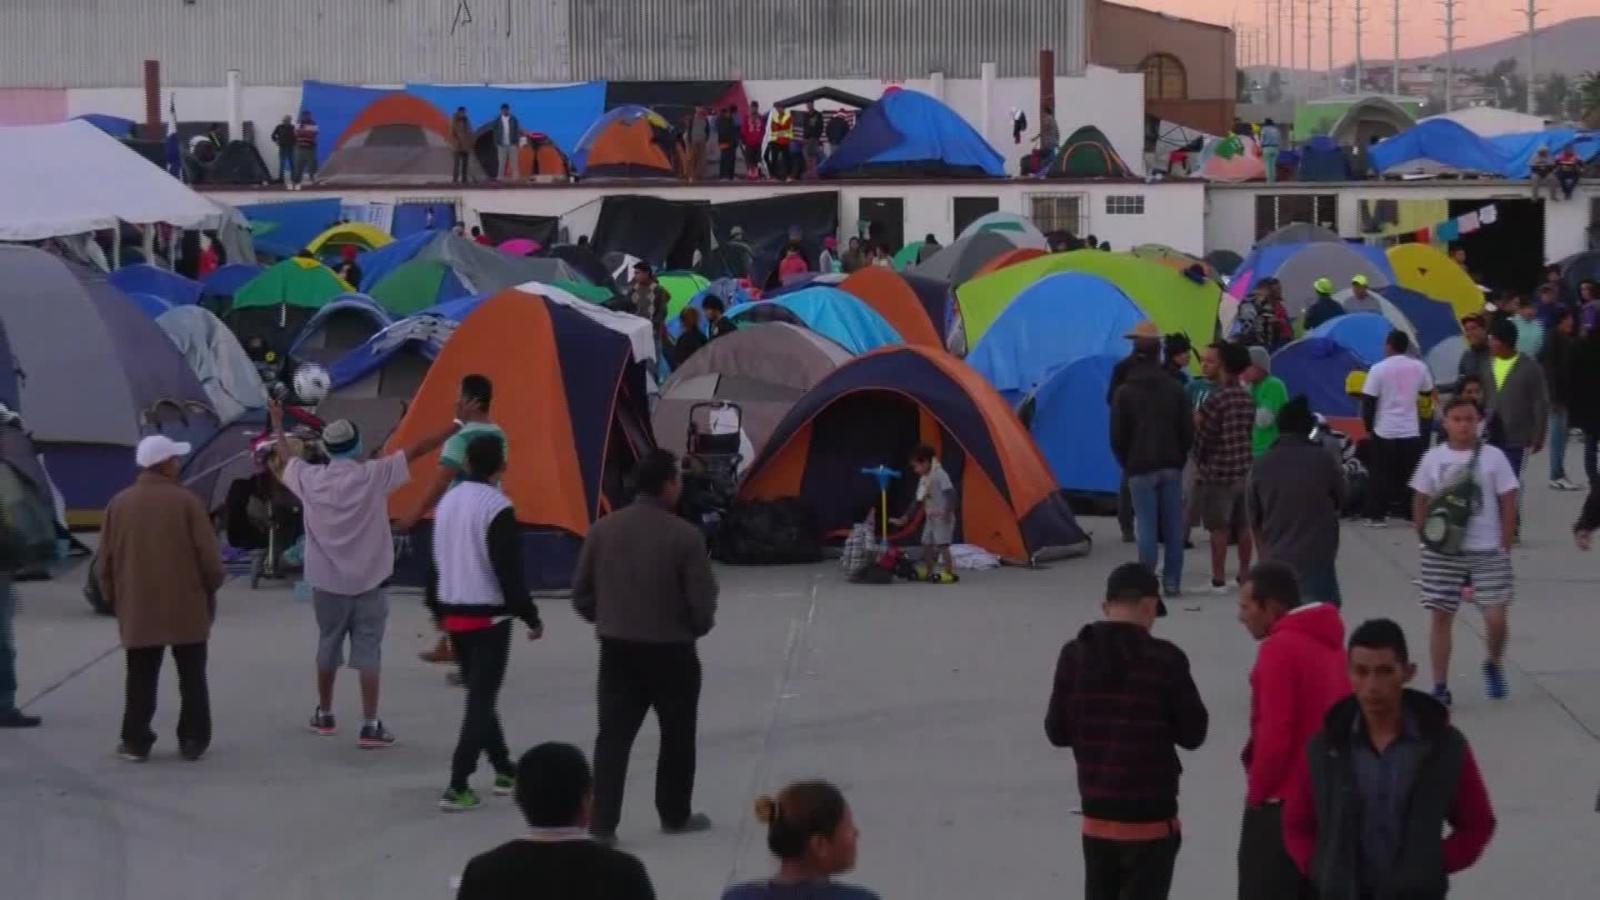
[232,258,353,310]
[1045,126,1133,178]
[660,271,712,318]
[369,259,467,317]
[956,251,1220,355]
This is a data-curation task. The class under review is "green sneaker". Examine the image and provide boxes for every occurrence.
[492,773,515,797]
[438,787,482,813]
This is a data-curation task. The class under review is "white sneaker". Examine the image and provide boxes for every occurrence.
[1363,518,1388,528]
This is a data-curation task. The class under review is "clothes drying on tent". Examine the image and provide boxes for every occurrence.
[726,287,903,355]
[368,259,471,316]
[957,211,1049,250]
[1296,135,1353,181]
[653,323,853,464]
[0,246,216,521]
[740,346,1087,562]
[956,250,1220,353]
[1386,243,1485,320]
[1029,354,1122,495]
[818,89,1004,179]
[383,288,655,591]
[572,106,680,178]
[156,305,270,427]
[108,264,203,307]
[836,268,948,349]
[1308,312,1396,365]
[288,295,393,366]
[1271,338,1367,418]
[968,273,1147,403]
[910,230,1020,285]
[1041,126,1134,178]
[1367,119,1510,177]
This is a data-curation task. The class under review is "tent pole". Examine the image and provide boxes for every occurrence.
[112,228,121,269]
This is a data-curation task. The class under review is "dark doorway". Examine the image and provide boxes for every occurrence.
[952,196,1001,241]
[1447,199,1544,294]
[858,197,905,253]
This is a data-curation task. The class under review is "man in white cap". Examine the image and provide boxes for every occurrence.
[1342,274,1383,314]
[272,402,462,749]
[99,435,225,762]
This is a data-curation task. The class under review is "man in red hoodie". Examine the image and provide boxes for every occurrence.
[1236,562,1348,900]
[1283,618,1494,900]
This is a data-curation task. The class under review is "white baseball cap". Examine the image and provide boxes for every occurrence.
[136,435,192,468]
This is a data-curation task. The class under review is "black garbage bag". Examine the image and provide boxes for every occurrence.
[712,498,822,565]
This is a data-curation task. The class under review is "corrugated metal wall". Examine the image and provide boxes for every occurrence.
[567,0,1086,80]
[0,0,571,87]
[0,0,1084,87]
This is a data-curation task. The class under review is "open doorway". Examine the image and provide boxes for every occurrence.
[1446,199,1544,293]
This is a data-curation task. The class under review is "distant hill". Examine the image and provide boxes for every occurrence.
[1402,16,1600,77]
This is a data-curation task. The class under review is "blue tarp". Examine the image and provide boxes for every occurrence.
[1487,127,1600,177]
[967,273,1147,404]
[238,198,344,259]
[299,81,399,163]
[108,264,202,306]
[74,114,136,138]
[1368,119,1510,175]
[391,203,456,239]
[819,89,1004,178]
[405,81,606,156]
[1308,312,1393,365]
[1380,286,1460,354]
[1271,337,1366,417]
[726,287,903,355]
[1296,135,1351,181]
[201,263,264,299]
[356,231,438,292]
[1031,354,1122,494]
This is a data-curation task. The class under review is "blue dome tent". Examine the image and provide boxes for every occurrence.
[1295,135,1352,181]
[200,263,264,301]
[725,287,903,355]
[819,89,1004,179]
[967,273,1147,405]
[1029,354,1122,495]
[1272,338,1367,417]
[1379,285,1461,354]
[1308,312,1394,364]
[123,291,174,319]
[108,264,202,306]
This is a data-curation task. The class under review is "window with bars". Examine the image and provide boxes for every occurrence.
[1141,54,1188,101]
[1254,194,1338,241]
[1104,195,1146,216]
[1028,193,1086,236]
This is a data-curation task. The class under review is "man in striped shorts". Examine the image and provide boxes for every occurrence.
[1409,398,1520,707]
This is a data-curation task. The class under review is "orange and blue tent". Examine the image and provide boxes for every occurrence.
[384,287,654,589]
[572,106,679,178]
[836,267,948,349]
[740,346,1088,563]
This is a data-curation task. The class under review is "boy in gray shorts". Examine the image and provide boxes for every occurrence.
[892,445,959,583]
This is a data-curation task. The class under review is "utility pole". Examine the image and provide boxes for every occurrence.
[1306,0,1314,98]
[1262,0,1273,76]
[1326,0,1335,95]
[1354,0,1366,94]
[1521,0,1540,114]
[1277,0,1285,70]
[1439,0,1459,111]
[1391,0,1401,96]
[1289,0,1297,79]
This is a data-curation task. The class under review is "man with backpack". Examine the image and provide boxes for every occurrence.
[1409,398,1520,707]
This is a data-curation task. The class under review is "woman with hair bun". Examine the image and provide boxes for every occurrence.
[721,781,878,899]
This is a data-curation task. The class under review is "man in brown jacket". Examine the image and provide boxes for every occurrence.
[99,436,226,762]
[572,449,717,845]
[449,106,474,184]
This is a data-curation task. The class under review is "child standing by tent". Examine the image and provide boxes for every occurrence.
[892,446,959,583]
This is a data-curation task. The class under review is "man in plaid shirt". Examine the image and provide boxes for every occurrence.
[1193,342,1258,593]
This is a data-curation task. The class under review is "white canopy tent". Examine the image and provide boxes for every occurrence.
[0,120,242,240]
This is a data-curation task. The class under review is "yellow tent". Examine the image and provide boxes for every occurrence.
[304,222,393,255]
[1386,243,1482,320]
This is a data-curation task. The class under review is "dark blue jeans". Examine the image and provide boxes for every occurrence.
[1128,468,1186,592]
[1297,563,1343,608]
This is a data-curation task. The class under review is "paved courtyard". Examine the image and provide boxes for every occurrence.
[4,482,1599,899]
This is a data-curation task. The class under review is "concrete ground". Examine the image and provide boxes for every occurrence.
[4,481,1599,899]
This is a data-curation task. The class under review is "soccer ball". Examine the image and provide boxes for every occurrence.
[292,363,331,405]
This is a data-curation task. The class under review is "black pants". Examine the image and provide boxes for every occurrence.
[1363,435,1424,520]
[719,145,736,179]
[122,642,210,753]
[449,621,514,791]
[1238,804,1313,900]
[451,151,471,183]
[591,638,701,834]
[1083,832,1181,900]
[1117,475,1135,539]
[743,144,761,176]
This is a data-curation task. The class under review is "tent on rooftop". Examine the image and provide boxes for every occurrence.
[0,246,216,521]
[1328,96,1416,147]
[320,94,482,185]
[740,346,1088,562]
[1296,135,1353,181]
[1043,125,1134,178]
[819,89,1004,179]
[572,106,680,179]
[384,288,654,590]
[1367,119,1509,177]
[1195,133,1265,182]
[473,128,570,180]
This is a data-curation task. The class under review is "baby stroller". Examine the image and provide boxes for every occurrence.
[221,407,325,588]
[678,401,745,543]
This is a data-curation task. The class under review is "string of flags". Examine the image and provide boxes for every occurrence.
[1368,203,1499,247]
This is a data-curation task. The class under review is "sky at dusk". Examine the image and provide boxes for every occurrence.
[1129,0,1592,68]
